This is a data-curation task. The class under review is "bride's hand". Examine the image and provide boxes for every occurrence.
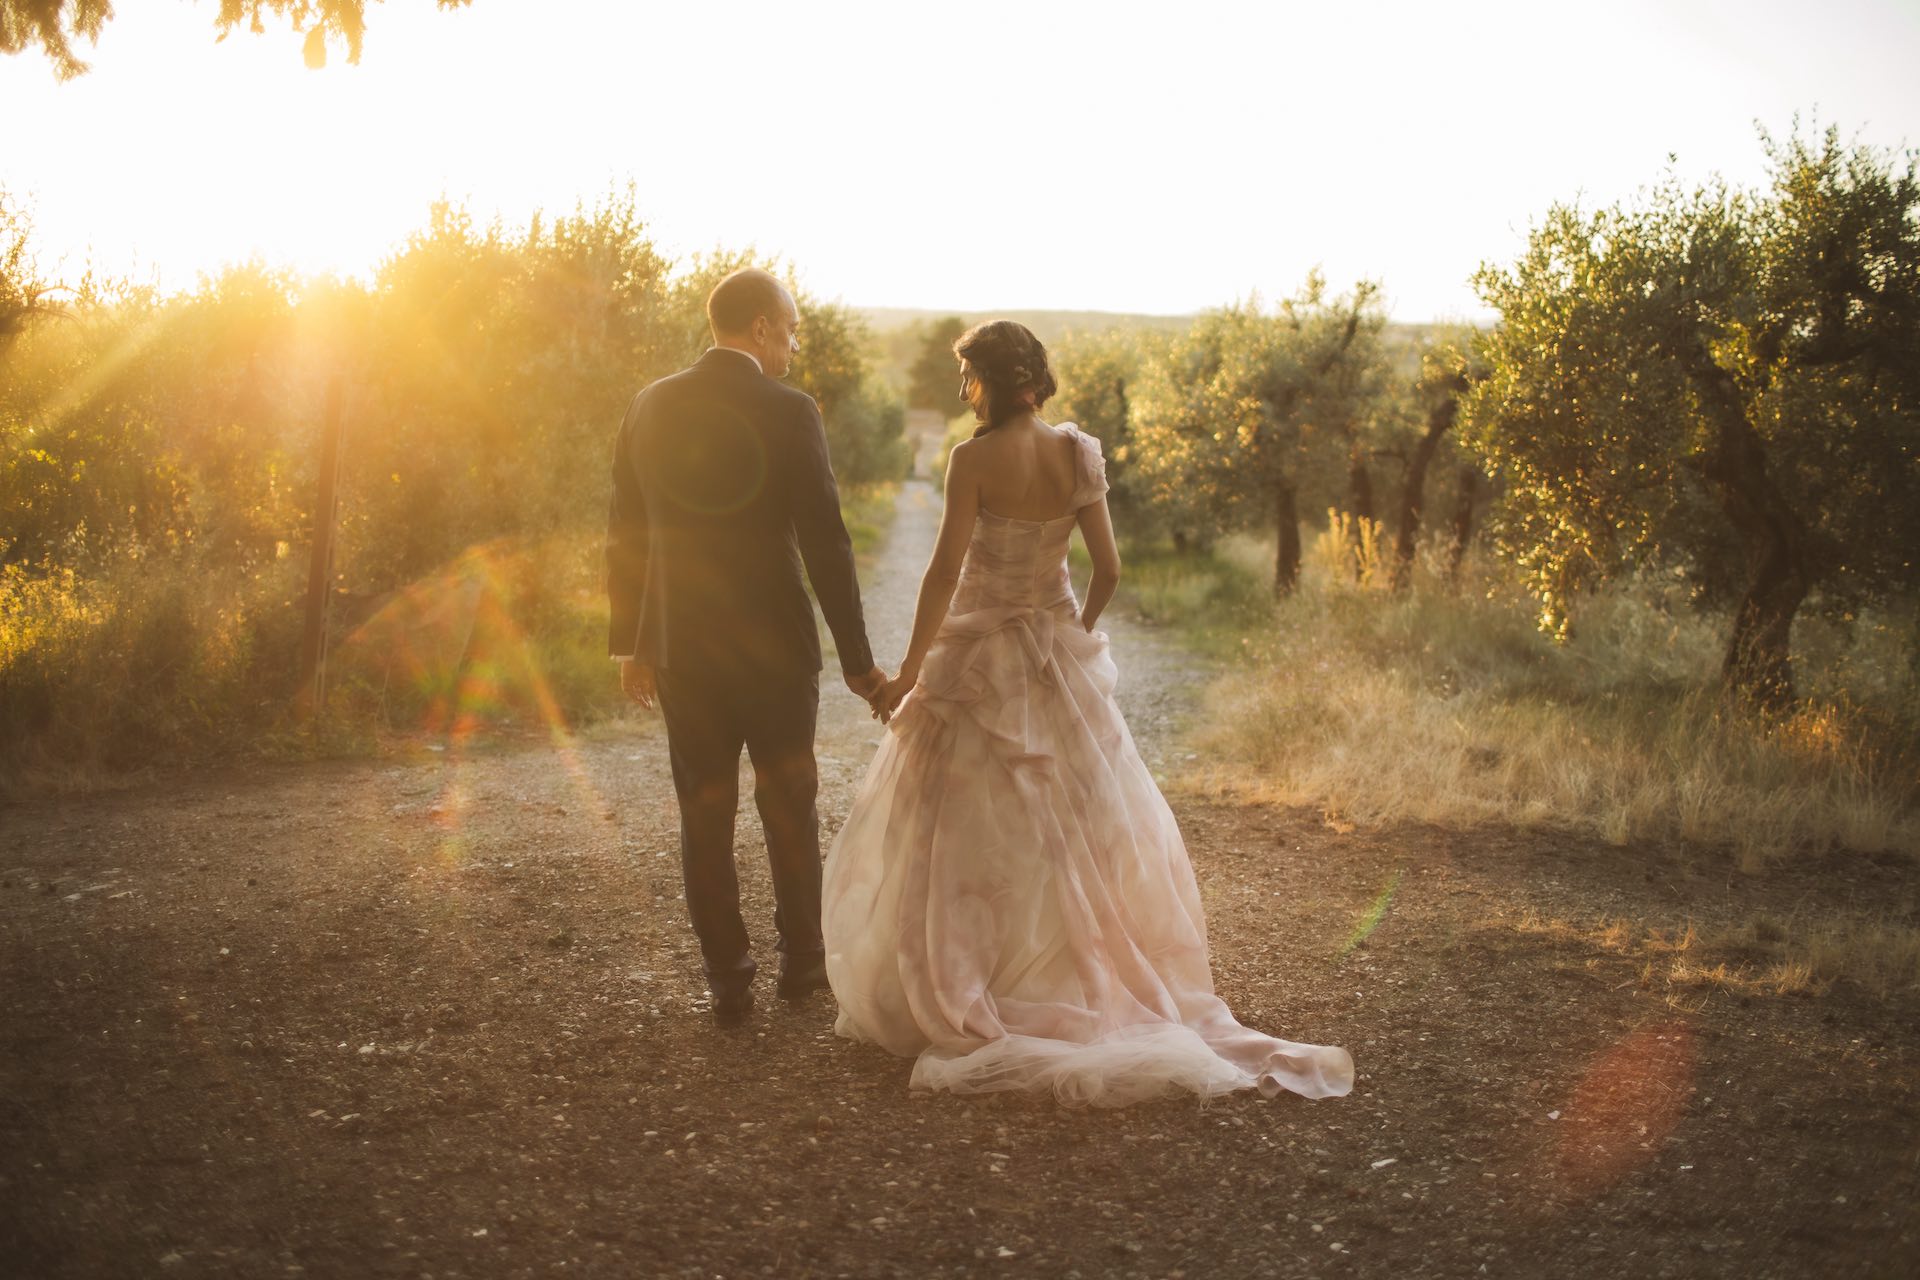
[873,672,915,721]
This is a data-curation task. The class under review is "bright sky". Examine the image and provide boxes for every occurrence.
[3,0,1917,321]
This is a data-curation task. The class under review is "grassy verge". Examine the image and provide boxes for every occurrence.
[1104,523,1919,871]
[1,552,313,791]
[838,481,899,560]
[1103,521,1919,997]
[1509,905,1920,1002]
[1,484,901,795]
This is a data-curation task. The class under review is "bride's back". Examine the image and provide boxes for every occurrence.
[970,419,1083,522]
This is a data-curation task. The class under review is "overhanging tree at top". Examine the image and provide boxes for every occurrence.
[0,0,471,78]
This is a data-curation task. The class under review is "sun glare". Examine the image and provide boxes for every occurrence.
[3,1,1916,318]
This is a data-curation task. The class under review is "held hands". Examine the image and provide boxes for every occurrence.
[845,664,914,724]
[873,672,915,721]
[845,665,889,721]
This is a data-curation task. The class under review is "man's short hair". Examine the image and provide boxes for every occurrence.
[707,268,790,338]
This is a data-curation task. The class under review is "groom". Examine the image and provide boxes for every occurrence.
[606,267,886,1027]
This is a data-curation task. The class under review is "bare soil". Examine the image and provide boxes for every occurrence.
[3,482,1915,1278]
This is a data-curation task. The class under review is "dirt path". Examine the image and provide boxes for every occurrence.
[3,483,1916,1278]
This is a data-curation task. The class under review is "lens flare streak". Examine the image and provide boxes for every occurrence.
[1339,868,1403,959]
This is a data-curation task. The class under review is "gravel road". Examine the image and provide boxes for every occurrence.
[2,481,1913,1278]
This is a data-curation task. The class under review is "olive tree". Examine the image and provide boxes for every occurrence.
[1048,326,1166,529]
[1386,330,1487,592]
[1461,124,1920,707]
[1128,273,1388,594]
[907,316,968,412]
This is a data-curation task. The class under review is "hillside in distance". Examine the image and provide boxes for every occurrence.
[857,306,1458,389]
[858,306,1194,345]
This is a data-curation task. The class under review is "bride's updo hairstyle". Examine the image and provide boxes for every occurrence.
[953,320,1057,436]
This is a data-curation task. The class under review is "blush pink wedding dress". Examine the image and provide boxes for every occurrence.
[822,424,1353,1107]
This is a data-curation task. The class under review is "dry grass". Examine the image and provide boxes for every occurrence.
[0,548,309,788]
[1741,911,1920,997]
[1162,518,1919,868]
[1509,904,1920,999]
[0,485,902,794]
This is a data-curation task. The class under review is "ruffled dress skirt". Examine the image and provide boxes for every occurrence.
[822,497,1354,1107]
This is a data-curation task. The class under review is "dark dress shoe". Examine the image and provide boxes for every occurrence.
[775,954,831,1001]
[710,985,753,1028]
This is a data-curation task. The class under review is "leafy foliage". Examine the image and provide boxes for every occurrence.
[0,189,906,771]
[0,191,62,351]
[1127,273,1390,592]
[2,186,904,584]
[1048,326,1163,524]
[906,316,967,411]
[0,0,470,76]
[1384,327,1490,591]
[1460,123,1919,701]
[214,1,472,68]
[0,0,108,78]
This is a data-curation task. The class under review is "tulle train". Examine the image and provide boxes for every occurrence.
[823,589,1354,1106]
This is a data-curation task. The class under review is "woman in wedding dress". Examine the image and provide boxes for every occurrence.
[821,320,1353,1107]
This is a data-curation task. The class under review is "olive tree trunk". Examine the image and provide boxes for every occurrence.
[1445,464,1478,583]
[1391,391,1461,593]
[1274,481,1301,597]
[1690,357,1809,710]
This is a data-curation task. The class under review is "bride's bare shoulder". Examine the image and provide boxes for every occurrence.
[944,434,984,482]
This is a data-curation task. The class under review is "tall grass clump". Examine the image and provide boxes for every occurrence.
[1145,514,1919,868]
[0,546,308,791]
[1,480,898,795]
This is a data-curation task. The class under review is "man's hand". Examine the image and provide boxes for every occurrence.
[619,658,657,711]
[844,665,888,719]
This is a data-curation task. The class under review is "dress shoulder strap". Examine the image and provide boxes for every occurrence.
[1061,423,1110,510]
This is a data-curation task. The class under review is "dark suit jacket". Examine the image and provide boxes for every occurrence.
[605,348,874,680]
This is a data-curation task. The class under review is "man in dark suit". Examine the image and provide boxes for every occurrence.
[606,267,886,1027]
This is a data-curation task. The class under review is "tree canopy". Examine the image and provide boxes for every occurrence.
[0,0,471,77]
[0,188,906,588]
[1128,273,1388,594]
[1460,123,1920,705]
[1048,327,1160,524]
[906,316,967,412]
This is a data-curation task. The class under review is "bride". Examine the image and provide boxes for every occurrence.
[821,320,1353,1107]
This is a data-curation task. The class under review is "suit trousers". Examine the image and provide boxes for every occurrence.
[654,663,823,996]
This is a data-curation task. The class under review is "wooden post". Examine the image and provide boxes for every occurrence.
[298,376,346,717]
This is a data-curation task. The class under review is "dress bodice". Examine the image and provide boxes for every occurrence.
[951,509,1081,612]
[948,423,1109,616]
